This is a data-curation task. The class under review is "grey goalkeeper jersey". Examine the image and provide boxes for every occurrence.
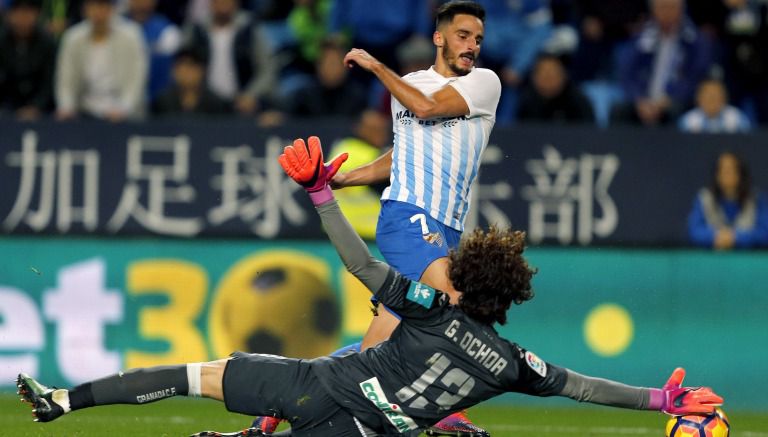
[311,269,567,434]
[310,200,652,435]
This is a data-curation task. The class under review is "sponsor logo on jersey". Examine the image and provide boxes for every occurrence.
[525,351,547,377]
[359,377,419,432]
[422,231,444,247]
[407,282,436,308]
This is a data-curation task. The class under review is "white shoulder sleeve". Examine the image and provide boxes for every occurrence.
[448,68,502,118]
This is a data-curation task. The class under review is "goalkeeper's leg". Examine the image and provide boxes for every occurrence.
[245,341,363,435]
[18,359,226,422]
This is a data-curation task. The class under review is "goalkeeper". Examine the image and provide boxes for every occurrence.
[18,137,723,437]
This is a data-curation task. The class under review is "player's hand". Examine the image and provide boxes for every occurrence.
[278,136,348,193]
[657,368,723,416]
[344,48,380,71]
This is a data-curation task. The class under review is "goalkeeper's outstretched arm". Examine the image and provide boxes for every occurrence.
[316,196,392,295]
[558,367,723,415]
[559,369,652,409]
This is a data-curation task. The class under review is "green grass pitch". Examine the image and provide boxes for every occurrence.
[3,394,767,436]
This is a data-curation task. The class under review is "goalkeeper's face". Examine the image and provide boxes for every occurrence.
[437,13,484,77]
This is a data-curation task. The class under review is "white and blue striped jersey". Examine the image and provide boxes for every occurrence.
[382,66,501,231]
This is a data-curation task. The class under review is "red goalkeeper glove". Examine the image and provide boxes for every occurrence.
[278,136,348,205]
[650,368,723,416]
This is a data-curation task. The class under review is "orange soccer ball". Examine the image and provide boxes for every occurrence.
[665,408,730,437]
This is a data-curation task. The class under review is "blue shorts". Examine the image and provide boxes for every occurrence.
[376,200,462,281]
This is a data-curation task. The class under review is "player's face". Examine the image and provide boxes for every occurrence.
[437,14,484,76]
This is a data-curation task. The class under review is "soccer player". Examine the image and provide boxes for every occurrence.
[18,137,724,437]
[331,2,501,433]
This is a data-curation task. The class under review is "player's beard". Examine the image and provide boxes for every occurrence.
[442,45,473,77]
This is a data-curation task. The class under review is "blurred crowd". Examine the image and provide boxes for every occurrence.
[0,0,767,132]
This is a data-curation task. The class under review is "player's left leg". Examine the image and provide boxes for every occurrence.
[17,359,229,422]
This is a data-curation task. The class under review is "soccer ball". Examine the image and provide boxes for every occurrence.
[209,250,341,359]
[666,408,730,437]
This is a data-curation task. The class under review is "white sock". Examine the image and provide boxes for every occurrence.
[186,363,202,397]
[52,389,71,413]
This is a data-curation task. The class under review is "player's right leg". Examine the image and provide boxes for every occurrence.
[17,359,228,422]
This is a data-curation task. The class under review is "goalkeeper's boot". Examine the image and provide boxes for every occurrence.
[16,373,69,423]
[190,428,265,437]
[427,410,490,437]
[251,416,282,433]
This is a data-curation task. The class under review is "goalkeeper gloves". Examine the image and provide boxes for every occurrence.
[278,136,348,205]
[650,367,723,416]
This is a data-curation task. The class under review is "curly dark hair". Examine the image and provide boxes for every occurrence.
[448,226,536,325]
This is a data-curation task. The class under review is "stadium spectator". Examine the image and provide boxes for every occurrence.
[55,0,148,122]
[570,0,647,82]
[328,0,432,76]
[125,0,181,102]
[722,0,768,125]
[182,0,277,115]
[517,54,595,123]
[471,0,553,124]
[152,48,230,117]
[678,78,751,133]
[286,39,367,117]
[0,0,56,120]
[612,0,713,126]
[688,151,768,249]
[328,109,390,240]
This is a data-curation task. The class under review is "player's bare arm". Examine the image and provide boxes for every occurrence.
[344,49,470,119]
[331,148,392,189]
